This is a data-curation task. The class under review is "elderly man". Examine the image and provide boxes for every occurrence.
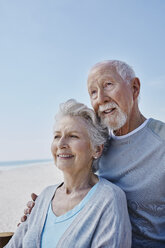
[87,60,165,248]
[22,60,165,247]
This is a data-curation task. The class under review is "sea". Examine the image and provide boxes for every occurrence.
[0,159,53,170]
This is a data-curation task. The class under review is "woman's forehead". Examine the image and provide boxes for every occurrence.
[54,115,88,132]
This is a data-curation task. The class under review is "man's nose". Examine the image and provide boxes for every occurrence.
[97,89,108,105]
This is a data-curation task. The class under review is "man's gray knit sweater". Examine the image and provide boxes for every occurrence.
[99,118,165,247]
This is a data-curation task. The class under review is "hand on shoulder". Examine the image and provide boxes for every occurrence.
[18,193,38,225]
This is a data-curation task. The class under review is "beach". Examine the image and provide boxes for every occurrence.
[0,162,63,233]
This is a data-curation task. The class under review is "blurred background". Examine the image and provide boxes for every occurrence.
[0,0,165,161]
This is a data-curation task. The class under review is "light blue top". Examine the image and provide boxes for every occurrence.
[5,177,132,248]
[41,182,98,248]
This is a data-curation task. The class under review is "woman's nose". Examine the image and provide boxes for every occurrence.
[58,137,69,148]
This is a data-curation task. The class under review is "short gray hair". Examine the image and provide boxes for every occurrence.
[54,99,109,149]
[91,60,136,84]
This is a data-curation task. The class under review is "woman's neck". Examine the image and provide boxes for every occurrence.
[61,171,98,194]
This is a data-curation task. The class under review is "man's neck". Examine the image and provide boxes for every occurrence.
[114,113,146,136]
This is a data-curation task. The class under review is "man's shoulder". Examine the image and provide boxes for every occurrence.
[147,118,165,140]
[98,177,126,201]
[97,178,129,218]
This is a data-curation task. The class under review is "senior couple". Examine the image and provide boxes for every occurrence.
[6,60,165,248]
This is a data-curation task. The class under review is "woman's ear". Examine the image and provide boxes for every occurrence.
[93,144,104,159]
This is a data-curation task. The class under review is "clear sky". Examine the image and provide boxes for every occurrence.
[0,0,165,161]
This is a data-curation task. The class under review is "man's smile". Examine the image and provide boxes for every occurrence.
[103,108,116,115]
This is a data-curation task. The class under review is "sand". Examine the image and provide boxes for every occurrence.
[0,163,63,233]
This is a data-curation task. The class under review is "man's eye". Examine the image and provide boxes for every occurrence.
[90,90,97,98]
[105,82,112,87]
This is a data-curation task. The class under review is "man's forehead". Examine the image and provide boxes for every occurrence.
[90,63,113,74]
[88,66,116,85]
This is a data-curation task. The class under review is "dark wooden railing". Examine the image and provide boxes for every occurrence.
[0,232,14,248]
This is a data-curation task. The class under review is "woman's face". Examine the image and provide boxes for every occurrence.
[51,116,96,174]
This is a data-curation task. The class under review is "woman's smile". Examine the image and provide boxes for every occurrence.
[57,153,74,159]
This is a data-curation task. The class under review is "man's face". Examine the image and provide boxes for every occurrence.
[87,65,134,130]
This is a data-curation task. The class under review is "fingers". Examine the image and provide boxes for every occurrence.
[19,193,38,225]
[18,215,27,226]
[21,215,27,222]
[20,206,31,223]
[20,204,33,223]
[24,207,30,215]
[31,193,38,201]
[27,201,35,210]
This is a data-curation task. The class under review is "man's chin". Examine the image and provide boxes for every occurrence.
[101,115,127,131]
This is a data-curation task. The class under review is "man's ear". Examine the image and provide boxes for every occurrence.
[131,77,140,100]
[93,144,104,159]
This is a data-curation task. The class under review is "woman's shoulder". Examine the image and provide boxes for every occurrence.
[40,183,59,194]
[36,182,62,203]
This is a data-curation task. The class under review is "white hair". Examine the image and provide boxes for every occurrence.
[54,99,109,149]
[54,99,109,172]
[90,60,136,84]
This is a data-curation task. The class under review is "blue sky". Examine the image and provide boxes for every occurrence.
[0,0,165,161]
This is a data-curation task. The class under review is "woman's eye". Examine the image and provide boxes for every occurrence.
[54,135,60,139]
[70,135,78,138]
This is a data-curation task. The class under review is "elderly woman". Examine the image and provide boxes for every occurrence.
[5,99,131,248]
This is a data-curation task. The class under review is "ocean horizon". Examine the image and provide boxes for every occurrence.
[0,159,53,170]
